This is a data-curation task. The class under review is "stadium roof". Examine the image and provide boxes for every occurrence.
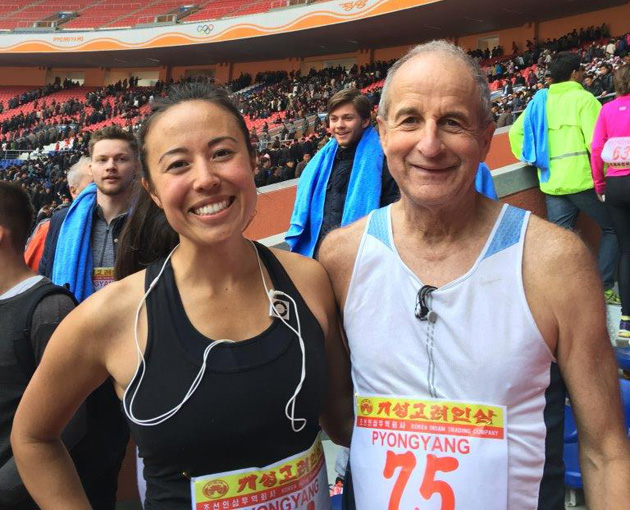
[0,0,624,67]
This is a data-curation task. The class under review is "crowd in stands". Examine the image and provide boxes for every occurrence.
[0,77,79,113]
[0,148,85,222]
[476,24,630,126]
[2,24,630,225]
[233,61,391,123]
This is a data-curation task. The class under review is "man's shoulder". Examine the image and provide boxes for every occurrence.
[49,205,69,227]
[524,213,593,279]
[318,217,368,276]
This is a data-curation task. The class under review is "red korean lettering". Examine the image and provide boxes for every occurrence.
[259,471,277,488]
[393,402,410,419]
[279,464,296,483]
[410,403,429,420]
[378,401,392,416]
[474,408,496,425]
[296,459,309,477]
[451,406,471,423]
[430,405,449,421]
[237,474,257,492]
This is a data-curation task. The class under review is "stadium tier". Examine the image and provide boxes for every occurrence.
[0,0,283,30]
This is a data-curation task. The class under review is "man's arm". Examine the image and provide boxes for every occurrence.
[508,108,525,161]
[38,210,66,277]
[318,218,366,317]
[525,217,630,509]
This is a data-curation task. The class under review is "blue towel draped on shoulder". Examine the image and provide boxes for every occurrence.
[476,162,498,200]
[521,88,551,183]
[285,126,383,257]
[51,183,97,302]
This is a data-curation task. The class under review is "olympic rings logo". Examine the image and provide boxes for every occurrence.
[197,24,214,35]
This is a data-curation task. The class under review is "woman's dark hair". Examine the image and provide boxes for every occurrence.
[614,64,630,97]
[114,181,179,280]
[116,83,254,279]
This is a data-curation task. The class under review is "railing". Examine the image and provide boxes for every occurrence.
[511,91,616,121]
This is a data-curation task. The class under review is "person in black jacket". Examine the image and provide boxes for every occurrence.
[37,126,136,510]
[317,89,399,251]
[597,63,615,97]
[0,182,77,510]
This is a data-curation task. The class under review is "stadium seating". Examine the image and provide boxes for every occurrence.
[0,0,281,30]
[61,3,142,29]
[184,0,273,22]
[0,0,98,30]
[0,87,35,108]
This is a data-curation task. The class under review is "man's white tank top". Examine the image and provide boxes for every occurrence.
[344,204,565,510]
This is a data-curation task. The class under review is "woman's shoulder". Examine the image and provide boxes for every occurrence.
[267,247,335,333]
[600,96,630,119]
[72,270,147,335]
[268,247,329,290]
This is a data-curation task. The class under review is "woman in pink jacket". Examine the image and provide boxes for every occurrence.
[591,64,630,340]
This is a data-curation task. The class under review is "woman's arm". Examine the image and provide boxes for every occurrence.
[590,105,608,195]
[273,249,354,446]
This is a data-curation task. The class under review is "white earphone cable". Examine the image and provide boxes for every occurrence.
[123,241,307,432]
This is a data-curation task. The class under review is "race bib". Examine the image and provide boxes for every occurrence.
[191,434,330,510]
[601,137,630,166]
[92,267,115,292]
[351,395,508,510]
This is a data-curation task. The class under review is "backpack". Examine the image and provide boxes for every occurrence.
[13,281,77,376]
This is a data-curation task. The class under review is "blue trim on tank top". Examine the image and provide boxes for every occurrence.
[366,206,392,250]
[482,205,527,260]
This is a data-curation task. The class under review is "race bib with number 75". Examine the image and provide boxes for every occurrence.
[350,395,508,510]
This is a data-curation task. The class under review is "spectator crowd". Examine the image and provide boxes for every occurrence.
[2,23,630,232]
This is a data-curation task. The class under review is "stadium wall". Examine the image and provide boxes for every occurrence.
[458,3,630,52]
[1,3,629,87]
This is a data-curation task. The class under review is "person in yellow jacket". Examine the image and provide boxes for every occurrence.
[509,51,620,305]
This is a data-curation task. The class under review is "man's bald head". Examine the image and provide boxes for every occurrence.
[378,40,493,127]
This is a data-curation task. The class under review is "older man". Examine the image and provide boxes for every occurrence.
[320,41,630,510]
[25,156,92,272]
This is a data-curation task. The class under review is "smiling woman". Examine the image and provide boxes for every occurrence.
[10,83,354,510]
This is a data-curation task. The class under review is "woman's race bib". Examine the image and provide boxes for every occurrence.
[601,137,630,167]
[350,395,508,510]
[191,434,330,510]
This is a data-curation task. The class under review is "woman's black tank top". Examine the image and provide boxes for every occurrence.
[124,243,328,509]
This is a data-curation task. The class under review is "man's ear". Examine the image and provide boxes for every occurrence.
[142,177,162,209]
[361,117,371,129]
[479,121,496,161]
[377,116,388,152]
